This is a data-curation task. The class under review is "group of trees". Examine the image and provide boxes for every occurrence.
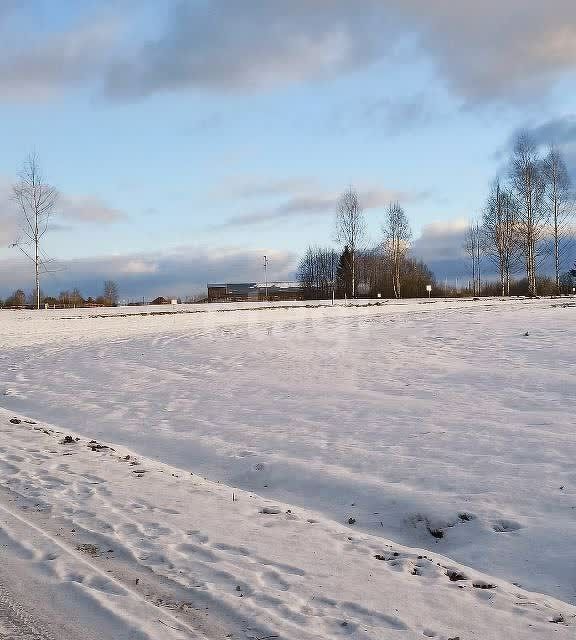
[465,132,574,296]
[2,280,119,309]
[298,188,434,300]
[300,132,575,301]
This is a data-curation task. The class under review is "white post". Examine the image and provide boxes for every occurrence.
[263,255,268,301]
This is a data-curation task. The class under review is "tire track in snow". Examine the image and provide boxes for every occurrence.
[0,499,204,640]
[0,582,54,640]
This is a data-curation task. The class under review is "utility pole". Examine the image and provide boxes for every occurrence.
[263,255,269,301]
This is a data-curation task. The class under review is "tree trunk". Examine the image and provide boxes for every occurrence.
[35,224,40,310]
[554,197,560,292]
[351,250,355,298]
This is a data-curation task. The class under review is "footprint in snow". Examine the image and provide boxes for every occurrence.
[261,506,282,515]
[473,580,496,589]
[493,519,522,532]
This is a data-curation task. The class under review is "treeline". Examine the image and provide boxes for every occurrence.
[298,245,434,299]
[298,189,435,300]
[298,129,575,301]
[465,131,574,296]
[2,280,119,309]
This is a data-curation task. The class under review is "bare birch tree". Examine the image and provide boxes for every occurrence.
[542,145,573,292]
[510,133,547,296]
[12,153,58,309]
[464,219,482,296]
[103,280,119,306]
[382,202,411,298]
[481,179,519,296]
[335,187,365,298]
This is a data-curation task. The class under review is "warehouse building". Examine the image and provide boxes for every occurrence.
[207,282,302,302]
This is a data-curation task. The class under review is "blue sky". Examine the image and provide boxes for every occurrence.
[1,1,575,299]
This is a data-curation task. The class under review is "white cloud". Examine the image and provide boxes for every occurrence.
[220,177,321,200]
[120,259,159,275]
[0,20,120,102]
[104,1,389,98]
[410,218,470,278]
[59,195,126,224]
[1,174,126,233]
[1,2,575,105]
[512,116,576,180]
[216,178,427,228]
[104,0,576,104]
[0,179,19,247]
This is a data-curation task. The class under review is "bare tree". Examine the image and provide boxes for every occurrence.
[296,246,338,300]
[357,247,384,296]
[464,219,482,296]
[70,288,84,307]
[103,280,119,306]
[542,145,573,292]
[335,187,365,298]
[59,290,71,307]
[6,289,26,308]
[11,153,58,309]
[482,179,520,296]
[382,202,411,298]
[510,133,547,296]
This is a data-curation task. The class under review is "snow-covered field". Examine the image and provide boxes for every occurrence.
[0,297,575,638]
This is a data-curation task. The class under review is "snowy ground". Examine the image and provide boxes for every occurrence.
[0,297,575,638]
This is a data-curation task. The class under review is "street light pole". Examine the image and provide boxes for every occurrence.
[263,255,268,301]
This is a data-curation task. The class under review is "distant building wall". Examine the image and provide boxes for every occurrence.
[207,282,302,302]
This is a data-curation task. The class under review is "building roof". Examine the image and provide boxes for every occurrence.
[255,282,301,290]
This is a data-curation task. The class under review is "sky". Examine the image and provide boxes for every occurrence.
[0,0,575,299]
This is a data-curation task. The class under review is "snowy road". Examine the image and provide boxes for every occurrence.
[0,581,54,640]
[0,479,200,640]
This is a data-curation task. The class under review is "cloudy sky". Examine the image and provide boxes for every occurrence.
[0,1,575,299]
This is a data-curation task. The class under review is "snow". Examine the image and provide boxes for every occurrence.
[0,297,575,638]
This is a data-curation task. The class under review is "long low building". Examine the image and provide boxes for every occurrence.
[207,282,302,302]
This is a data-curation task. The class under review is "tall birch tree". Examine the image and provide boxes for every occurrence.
[510,133,547,296]
[12,153,58,309]
[542,145,573,292]
[383,202,411,299]
[335,187,365,298]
